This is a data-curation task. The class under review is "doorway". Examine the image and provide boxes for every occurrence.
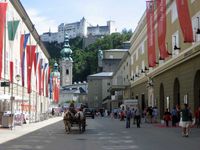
[194,70,200,110]
[141,94,145,111]
[173,78,180,106]
[159,83,165,119]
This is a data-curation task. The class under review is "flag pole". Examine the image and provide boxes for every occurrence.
[35,90,38,122]
[10,17,14,130]
[29,91,31,123]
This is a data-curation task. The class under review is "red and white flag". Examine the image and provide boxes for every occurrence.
[26,45,36,93]
[0,2,7,79]
[176,0,193,42]
[146,1,156,67]
[157,0,169,59]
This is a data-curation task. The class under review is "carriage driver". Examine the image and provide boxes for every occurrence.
[69,101,77,116]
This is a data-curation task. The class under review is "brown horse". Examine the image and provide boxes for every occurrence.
[75,111,86,133]
[63,110,86,134]
[63,110,73,134]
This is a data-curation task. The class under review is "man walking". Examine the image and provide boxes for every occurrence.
[134,106,141,128]
[126,107,132,128]
[180,104,192,137]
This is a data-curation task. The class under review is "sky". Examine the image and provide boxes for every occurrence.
[20,0,146,34]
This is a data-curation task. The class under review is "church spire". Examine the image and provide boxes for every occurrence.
[60,32,73,61]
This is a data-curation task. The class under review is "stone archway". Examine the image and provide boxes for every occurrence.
[194,70,200,110]
[173,78,180,106]
[159,83,164,119]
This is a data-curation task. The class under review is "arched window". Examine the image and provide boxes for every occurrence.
[66,69,69,75]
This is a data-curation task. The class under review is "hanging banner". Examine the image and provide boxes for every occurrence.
[157,0,168,59]
[7,20,20,41]
[46,73,48,97]
[35,52,39,75]
[176,0,193,43]
[38,59,42,95]
[50,73,53,99]
[53,76,57,103]
[35,52,39,93]
[46,67,50,97]
[26,45,36,93]
[9,61,13,83]
[33,50,37,74]
[53,76,60,103]
[0,3,7,79]
[146,1,156,67]
[57,78,60,102]
[42,63,48,96]
[20,33,30,87]
[20,33,30,62]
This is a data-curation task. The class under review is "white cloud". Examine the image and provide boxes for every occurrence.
[26,8,57,34]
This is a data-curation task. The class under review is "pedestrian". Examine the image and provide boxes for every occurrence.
[125,107,132,128]
[113,109,118,119]
[134,106,141,128]
[120,110,125,121]
[52,108,55,116]
[163,108,171,127]
[195,106,200,128]
[147,106,153,123]
[152,106,158,123]
[171,106,178,127]
[131,108,136,124]
[180,104,192,137]
[143,107,147,123]
[176,104,181,122]
[105,109,108,117]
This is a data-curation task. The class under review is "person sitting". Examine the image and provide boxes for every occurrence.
[69,102,77,118]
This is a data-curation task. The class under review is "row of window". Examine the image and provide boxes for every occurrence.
[130,1,200,78]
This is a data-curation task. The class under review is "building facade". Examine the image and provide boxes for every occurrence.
[128,0,200,118]
[87,20,116,36]
[102,49,128,72]
[88,49,128,109]
[104,52,131,111]
[58,17,87,39]
[0,0,51,124]
[87,72,113,108]
[59,82,88,105]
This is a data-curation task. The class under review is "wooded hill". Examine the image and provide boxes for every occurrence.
[44,29,132,82]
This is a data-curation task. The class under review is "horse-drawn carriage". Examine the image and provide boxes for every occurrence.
[63,109,86,134]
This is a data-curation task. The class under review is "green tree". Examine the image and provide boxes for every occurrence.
[44,29,132,82]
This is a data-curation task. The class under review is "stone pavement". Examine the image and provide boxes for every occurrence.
[0,116,63,144]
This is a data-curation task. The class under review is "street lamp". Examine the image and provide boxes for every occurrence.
[15,74,21,95]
